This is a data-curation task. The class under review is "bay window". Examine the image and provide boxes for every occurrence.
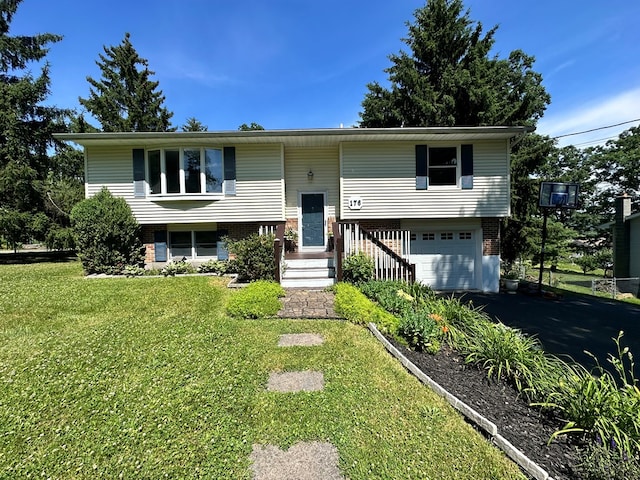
[147,147,225,196]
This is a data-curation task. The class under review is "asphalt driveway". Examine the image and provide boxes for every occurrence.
[459,290,640,375]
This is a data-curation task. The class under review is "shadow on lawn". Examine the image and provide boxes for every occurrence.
[0,250,77,265]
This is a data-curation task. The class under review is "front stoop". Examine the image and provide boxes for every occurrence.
[281,256,335,289]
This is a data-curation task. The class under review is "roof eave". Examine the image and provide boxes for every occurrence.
[54,126,535,147]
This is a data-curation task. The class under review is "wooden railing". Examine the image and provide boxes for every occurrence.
[337,222,415,283]
[273,223,286,283]
[332,221,344,282]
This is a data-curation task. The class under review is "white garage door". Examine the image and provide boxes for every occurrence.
[410,231,477,290]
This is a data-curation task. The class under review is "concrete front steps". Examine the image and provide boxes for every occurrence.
[281,253,336,289]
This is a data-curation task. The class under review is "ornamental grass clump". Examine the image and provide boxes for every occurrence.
[462,320,546,394]
[537,331,640,458]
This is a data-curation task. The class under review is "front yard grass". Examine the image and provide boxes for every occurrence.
[0,262,524,479]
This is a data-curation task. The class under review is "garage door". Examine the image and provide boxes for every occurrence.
[410,231,477,290]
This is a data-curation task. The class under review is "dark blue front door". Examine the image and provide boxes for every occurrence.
[301,193,324,247]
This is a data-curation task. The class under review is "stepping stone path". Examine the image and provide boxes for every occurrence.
[251,326,346,479]
[278,333,324,347]
[267,371,324,392]
[250,442,345,480]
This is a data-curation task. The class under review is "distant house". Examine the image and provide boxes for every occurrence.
[57,126,530,291]
[610,194,640,278]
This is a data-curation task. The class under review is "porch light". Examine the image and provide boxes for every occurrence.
[307,170,314,179]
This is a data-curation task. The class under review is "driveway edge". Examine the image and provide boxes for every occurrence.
[367,322,553,480]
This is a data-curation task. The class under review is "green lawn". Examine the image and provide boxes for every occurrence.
[0,262,524,479]
[527,262,640,305]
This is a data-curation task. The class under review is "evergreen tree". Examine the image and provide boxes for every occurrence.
[79,33,174,132]
[238,122,265,131]
[182,117,207,132]
[0,0,69,246]
[359,0,549,128]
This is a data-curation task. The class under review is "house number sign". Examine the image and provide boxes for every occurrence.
[348,196,363,210]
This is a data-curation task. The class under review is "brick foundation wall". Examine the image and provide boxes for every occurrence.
[141,224,166,264]
[481,218,500,256]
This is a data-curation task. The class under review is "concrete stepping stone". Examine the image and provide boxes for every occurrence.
[278,333,324,347]
[267,371,324,392]
[250,441,345,480]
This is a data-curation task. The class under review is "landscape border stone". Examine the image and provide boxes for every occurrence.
[368,322,553,480]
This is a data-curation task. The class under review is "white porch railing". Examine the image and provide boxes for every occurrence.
[338,222,414,282]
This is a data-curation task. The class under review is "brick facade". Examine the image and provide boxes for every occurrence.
[481,217,500,256]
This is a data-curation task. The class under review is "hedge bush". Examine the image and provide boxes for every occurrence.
[226,280,285,319]
[70,188,144,274]
[342,251,375,285]
[333,282,399,335]
[226,234,275,282]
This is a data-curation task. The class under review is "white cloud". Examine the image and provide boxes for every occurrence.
[538,87,640,147]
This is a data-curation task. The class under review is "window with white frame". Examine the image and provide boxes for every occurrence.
[169,230,218,259]
[428,146,458,186]
[148,148,224,195]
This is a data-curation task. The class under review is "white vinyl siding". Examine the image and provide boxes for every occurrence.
[284,146,339,219]
[85,144,284,224]
[340,140,510,219]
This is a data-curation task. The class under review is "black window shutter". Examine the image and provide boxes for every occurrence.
[133,149,146,198]
[223,147,236,195]
[415,145,428,190]
[461,144,473,190]
[153,230,167,262]
[223,147,236,180]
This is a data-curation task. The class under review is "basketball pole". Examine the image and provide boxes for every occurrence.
[537,207,550,295]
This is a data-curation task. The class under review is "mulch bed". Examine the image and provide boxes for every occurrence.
[385,337,582,480]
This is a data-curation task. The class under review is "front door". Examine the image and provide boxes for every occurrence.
[300,193,325,248]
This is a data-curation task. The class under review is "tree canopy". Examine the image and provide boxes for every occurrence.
[238,122,265,131]
[0,0,71,248]
[359,0,549,128]
[182,117,207,132]
[79,33,174,132]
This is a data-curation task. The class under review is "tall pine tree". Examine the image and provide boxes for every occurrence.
[0,0,69,248]
[79,33,174,132]
[359,0,549,127]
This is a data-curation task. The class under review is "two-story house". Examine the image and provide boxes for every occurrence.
[57,126,530,292]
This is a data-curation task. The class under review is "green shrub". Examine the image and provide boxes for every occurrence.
[360,280,421,314]
[45,226,75,251]
[123,265,145,277]
[197,259,231,275]
[342,252,375,285]
[70,188,144,274]
[398,307,443,354]
[161,260,196,277]
[226,234,275,282]
[226,280,285,319]
[577,441,640,480]
[575,254,599,275]
[333,282,400,335]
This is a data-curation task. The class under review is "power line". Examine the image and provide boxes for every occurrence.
[552,118,640,139]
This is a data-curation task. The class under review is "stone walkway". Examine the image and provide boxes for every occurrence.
[277,289,342,319]
[250,332,346,479]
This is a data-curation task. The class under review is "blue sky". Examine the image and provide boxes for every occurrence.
[12,0,640,147]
